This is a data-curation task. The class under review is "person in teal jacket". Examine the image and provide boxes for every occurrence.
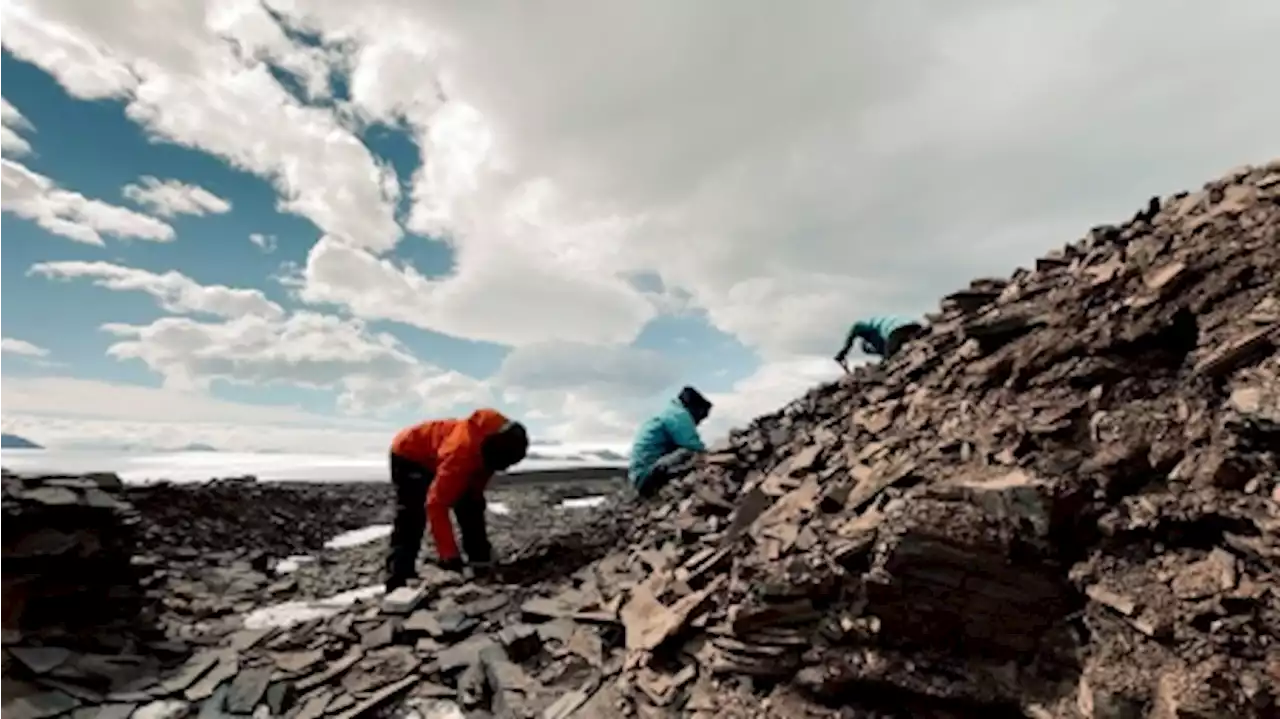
[834,315,925,369]
[628,386,712,497]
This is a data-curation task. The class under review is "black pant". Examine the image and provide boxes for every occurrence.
[386,454,491,582]
[885,323,924,359]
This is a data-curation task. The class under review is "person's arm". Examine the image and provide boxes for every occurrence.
[665,409,706,452]
[425,427,483,564]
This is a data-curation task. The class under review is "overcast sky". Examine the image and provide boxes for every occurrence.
[2,0,1278,452]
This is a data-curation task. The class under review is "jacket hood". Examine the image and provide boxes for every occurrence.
[676,386,712,422]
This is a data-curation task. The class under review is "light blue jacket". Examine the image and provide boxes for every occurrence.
[847,315,916,356]
[628,399,705,486]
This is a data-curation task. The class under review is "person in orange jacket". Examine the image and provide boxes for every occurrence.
[385,409,529,590]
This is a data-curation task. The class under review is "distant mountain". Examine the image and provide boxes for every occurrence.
[587,449,627,461]
[180,443,219,452]
[1,434,42,449]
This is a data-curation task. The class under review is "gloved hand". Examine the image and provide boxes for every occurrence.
[467,560,494,579]
[438,557,464,573]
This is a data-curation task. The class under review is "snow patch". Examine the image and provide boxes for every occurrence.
[398,699,466,719]
[560,495,607,510]
[324,524,392,550]
[273,555,315,574]
[242,585,384,629]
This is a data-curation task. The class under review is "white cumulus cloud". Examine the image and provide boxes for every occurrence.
[272,0,1280,360]
[1,337,51,357]
[0,0,401,251]
[1,97,34,156]
[1,159,175,245]
[5,0,1280,443]
[249,232,277,253]
[122,176,232,217]
[29,261,283,319]
[100,311,490,417]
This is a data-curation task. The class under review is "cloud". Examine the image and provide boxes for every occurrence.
[6,0,1280,444]
[0,133,33,157]
[702,357,844,442]
[30,260,283,319]
[249,232,278,253]
[25,260,489,418]
[99,311,491,416]
[1,337,51,357]
[1,376,394,452]
[1,97,34,156]
[122,176,232,217]
[490,342,683,442]
[495,342,677,398]
[1,159,175,245]
[0,0,401,251]
[291,234,655,347]
[273,0,1280,359]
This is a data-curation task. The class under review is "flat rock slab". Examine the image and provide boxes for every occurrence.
[8,646,73,674]
[271,649,325,674]
[459,593,510,617]
[184,653,238,702]
[437,636,499,673]
[224,667,272,714]
[381,587,427,615]
[158,653,219,695]
[133,700,189,719]
[3,690,81,719]
[72,703,137,719]
[20,487,80,506]
[360,620,397,649]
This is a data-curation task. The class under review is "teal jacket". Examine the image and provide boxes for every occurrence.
[628,399,706,486]
[842,315,915,357]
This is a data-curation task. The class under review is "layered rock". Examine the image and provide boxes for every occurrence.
[1,159,1277,719]
[2,470,158,650]
[513,159,1280,717]
[127,477,394,561]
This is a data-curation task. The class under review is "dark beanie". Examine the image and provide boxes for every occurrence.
[677,386,712,421]
[481,421,529,471]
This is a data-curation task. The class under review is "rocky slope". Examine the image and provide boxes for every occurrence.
[2,160,1277,719]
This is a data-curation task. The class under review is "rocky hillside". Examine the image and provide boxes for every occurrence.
[1,161,1275,719]
[539,159,1279,717]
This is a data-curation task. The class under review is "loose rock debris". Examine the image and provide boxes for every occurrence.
[4,160,1280,717]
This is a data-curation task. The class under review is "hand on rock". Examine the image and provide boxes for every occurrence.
[438,557,464,573]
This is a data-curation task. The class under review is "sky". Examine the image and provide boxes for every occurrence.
[1,0,1278,453]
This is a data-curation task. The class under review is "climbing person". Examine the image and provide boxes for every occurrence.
[834,316,926,370]
[628,386,713,498]
[384,409,529,591]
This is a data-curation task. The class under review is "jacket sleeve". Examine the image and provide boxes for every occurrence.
[425,425,484,561]
[664,408,706,452]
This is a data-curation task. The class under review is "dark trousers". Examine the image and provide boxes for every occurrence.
[885,323,924,359]
[636,448,696,498]
[386,454,491,582]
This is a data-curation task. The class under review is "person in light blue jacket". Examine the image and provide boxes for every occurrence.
[628,386,712,497]
[834,315,925,369]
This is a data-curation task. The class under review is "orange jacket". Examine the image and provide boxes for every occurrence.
[391,408,509,561]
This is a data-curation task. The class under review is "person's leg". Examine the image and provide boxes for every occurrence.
[636,448,695,498]
[385,454,430,588]
[452,492,492,564]
[885,323,924,359]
